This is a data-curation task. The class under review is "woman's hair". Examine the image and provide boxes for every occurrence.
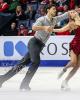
[46,4,56,9]
[69,12,80,31]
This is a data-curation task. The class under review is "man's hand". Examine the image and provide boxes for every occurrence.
[75,7,80,13]
[44,26,53,33]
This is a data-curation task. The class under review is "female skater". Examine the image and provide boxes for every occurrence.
[53,10,80,90]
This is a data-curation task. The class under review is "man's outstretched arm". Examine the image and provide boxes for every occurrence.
[54,11,70,23]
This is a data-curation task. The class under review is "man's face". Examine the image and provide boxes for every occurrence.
[48,6,56,17]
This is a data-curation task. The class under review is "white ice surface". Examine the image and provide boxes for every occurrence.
[0,67,80,100]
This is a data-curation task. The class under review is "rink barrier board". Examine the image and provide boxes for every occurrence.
[0,36,74,67]
[0,60,69,67]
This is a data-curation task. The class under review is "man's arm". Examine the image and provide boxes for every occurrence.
[32,17,44,31]
[54,12,69,23]
[32,25,53,33]
[32,17,53,33]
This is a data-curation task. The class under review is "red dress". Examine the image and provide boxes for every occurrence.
[70,27,80,56]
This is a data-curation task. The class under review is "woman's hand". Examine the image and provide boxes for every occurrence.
[44,26,53,33]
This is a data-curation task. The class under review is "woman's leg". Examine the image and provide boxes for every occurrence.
[58,61,73,79]
[64,55,80,83]
[58,51,74,79]
[61,50,78,89]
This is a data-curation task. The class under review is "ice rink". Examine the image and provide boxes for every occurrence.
[0,67,80,100]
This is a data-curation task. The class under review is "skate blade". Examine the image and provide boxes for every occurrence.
[20,89,31,92]
[61,87,71,91]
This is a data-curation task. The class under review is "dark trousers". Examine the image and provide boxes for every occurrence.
[1,37,44,88]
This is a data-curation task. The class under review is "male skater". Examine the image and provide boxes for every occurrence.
[0,4,70,91]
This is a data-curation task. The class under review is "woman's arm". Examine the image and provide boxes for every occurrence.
[53,23,70,33]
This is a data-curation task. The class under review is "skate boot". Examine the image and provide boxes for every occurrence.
[20,84,31,91]
[61,80,70,91]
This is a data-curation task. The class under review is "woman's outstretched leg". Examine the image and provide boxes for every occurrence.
[61,50,78,90]
[58,61,73,79]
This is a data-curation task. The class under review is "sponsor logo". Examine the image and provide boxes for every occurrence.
[4,41,28,56]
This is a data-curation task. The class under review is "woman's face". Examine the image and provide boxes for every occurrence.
[69,10,79,19]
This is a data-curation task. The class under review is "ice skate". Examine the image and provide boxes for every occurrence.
[20,84,31,92]
[61,80,70,91]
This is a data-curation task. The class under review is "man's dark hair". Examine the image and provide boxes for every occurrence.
[45,4,56,13]
[46,4,56,9]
